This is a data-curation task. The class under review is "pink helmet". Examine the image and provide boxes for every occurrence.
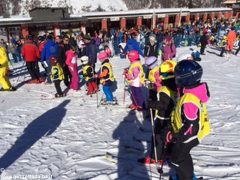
[98,51,108,62]
[128,50,140,63]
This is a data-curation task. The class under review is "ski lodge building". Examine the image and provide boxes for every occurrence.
[0,7,236,41]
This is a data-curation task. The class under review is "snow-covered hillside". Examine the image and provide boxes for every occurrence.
[1,0,222,16]
[0,46,240,179]
[10,0,128,15]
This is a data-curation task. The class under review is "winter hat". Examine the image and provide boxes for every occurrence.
[98,51,108,62]
[145,56,158,69]
[128,50,140,63]
[80,56,89,65]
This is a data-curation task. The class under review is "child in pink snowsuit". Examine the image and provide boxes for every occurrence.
[66,47,80,90]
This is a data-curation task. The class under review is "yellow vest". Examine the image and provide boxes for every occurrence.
[51,64,64,81]
[155,86,177,120]
[128,61,145,84]
[148,66,159,84]
[171,93,211,142]
[100,62,115,84]
[83,65,93,81]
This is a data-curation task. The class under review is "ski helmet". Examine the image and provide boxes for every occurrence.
[145,56,158,69]
[174,60,203,88]
[160,60,177,80]
[80,56,89,65]
[98,51,108,62]
[128,50,140,63]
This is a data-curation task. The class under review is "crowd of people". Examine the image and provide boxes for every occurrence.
[0,18,239,179]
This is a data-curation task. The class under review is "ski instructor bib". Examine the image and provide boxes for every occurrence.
[171,93,211,142]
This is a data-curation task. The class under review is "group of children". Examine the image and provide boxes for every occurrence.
[120,49,210,179]
[1,32,211,179]
[50,45,211,180]
[49,44,117,105]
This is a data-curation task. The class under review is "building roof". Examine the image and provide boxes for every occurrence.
[0,15,32,22]
[0,7,233,27]
[29,7,68,12]
[71,7,232,18]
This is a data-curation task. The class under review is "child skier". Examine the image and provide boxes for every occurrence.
[170,60,211,180]
[219,35,227,57]
[65,46,80,91]
[97,51,116,105]
[81,56,98,95]
[50,56,65,97]
[123,50,145,110]
[145,56,161,100]
[145,60,177,164]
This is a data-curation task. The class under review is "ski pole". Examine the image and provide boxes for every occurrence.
[96,80,99,108]
[150,108,160,171]
[123,76,128,105]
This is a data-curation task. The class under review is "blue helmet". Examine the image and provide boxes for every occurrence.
[174,60,203,88]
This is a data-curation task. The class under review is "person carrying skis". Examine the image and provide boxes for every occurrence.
[0,44,16,91]
[81,56,98,95]
[97,51,116,105]
[123,50,145,110]
[170,60,211,180]
[146,60,177,164]
[50,56,65,97]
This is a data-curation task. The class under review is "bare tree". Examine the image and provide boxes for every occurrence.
[0,0,10,17]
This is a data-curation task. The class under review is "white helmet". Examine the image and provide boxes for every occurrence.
[149,35,156,42]
[80,56,89,65]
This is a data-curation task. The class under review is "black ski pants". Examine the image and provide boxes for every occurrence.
[171,138,199,180]
[151,118,171,161]
[54,80,63,96]
[26,61,41,80]
[63,66,72,88]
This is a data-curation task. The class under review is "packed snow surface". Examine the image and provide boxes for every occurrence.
[0,46,240,179]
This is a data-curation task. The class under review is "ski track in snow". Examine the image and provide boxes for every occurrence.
[0,46,240,179]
